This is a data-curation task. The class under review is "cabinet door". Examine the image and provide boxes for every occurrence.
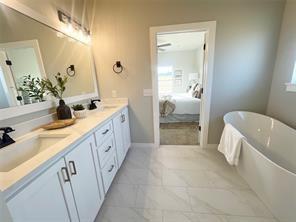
[113,113,125,167]
[7,159,79,222]
[122,107,131,152]
[65,136,103,222]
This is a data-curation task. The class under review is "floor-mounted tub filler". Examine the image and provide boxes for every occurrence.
[223,111,296,222]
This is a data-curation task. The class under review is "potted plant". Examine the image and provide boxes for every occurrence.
[18,75,46,103]
[72,104,87,119]
[43,73,72,120]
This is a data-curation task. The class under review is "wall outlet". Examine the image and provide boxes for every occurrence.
[112,90,117,98]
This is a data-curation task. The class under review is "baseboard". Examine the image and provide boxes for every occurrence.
[131,143,155,149]
[205,144,218,149]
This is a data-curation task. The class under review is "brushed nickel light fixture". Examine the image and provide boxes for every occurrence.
[57,10,91,44]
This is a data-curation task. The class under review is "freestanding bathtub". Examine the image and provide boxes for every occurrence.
[223,111,296,222]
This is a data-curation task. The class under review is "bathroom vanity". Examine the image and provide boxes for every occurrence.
[0,2,132,221]
[0,103,131,221]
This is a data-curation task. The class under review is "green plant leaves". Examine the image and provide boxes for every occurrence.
[19,73,68,101]
[18,75,46,101]
[43,73,68,100]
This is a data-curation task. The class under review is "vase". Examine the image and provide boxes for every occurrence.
[57,99,72,120]
[73,109,87,119]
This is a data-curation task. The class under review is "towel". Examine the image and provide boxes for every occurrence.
[218,123,245,166]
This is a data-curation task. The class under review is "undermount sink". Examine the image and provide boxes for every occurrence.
[0,133,70,172]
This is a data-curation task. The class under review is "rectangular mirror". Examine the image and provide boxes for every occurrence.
[0,3,98,117]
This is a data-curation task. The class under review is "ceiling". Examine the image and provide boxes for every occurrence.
[157,31,205,53]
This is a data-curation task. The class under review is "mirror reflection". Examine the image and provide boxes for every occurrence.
[0,4,96,109]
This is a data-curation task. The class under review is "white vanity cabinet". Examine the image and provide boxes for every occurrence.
[5,105,131,222]
[122,107,131,151]
[7,159,79,222]
[64,136,103,222]
[7,136,103,222]
[113,107,131,167]
[93,120,119,194]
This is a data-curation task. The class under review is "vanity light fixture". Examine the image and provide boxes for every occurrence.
[57,10,91,44]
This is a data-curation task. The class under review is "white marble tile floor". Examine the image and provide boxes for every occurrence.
[95,146,276,222]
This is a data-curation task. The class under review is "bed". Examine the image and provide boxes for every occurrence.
[159,92,201,123]
[170,93,201,115]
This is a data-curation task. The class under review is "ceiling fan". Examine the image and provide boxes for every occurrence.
[157,43,172,52]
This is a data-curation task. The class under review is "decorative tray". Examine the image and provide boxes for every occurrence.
[42,118,76,130]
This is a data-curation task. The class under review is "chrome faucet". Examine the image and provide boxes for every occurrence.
[0,127,15,149]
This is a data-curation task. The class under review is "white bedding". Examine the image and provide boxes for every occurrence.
[160,93,200,115]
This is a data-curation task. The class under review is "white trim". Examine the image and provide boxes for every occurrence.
[149,21,216,149]
[285,83,296,92]
[131,143,156,149]
[0,51,17,107]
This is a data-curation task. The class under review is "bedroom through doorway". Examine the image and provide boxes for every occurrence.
[157,31,205,145]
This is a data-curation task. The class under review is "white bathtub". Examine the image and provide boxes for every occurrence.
[223,111,296,222]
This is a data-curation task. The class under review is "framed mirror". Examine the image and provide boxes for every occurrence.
[0,2,98,120]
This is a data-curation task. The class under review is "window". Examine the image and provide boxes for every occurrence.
[158,66,173,95]
[286,61,296,92]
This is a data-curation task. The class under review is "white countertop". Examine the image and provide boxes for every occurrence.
[0,101,128,194]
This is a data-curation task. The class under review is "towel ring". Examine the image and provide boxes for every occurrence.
[113,61,123,74]
[66,65,76,77]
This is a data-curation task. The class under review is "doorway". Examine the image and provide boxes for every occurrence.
[157,32,205,145]
[150,21,216,148]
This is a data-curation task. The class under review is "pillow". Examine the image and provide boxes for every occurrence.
[192,83,202,99]
[192,83,199,97]
[192,90,199,98]
[193,83,199,91]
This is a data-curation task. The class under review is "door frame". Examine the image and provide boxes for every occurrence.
[149,21,216,148]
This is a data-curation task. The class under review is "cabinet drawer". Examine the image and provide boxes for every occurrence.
[97,136,115,168]
[101,154,117,193]
[95,121,113,146]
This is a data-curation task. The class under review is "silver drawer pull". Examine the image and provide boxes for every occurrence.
[102,129,109,135]
[105,145,112,153]
[61,167,70,182]
[108,164,115,172]
[69,161,77,176]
